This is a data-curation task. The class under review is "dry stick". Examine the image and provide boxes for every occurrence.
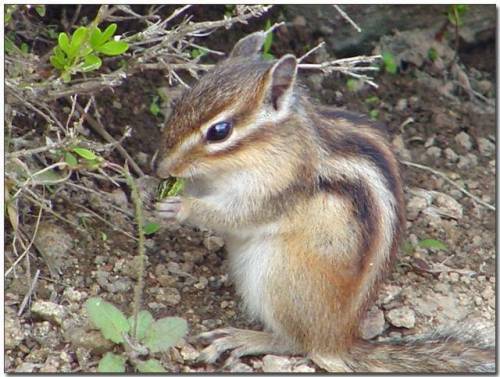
[74,102,144,177]
[125,168,146,340]
[401,160,496,211]
[72,202,137,241]
[17,270,41,316]
[6,205,44,278]
[333,5,362,33]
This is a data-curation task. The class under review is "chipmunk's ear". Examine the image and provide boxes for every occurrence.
[265,54,298,112]
[230,31,266,58]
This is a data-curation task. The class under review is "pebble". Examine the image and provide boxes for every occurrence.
[406,196,428,221]
[425,146,442,159]
[230,362,254,373]
[396,98,408,112]
[180,343,200,362]
[262,355,293,372]
[457,153,478,169]
[477,137,495,157]
[62,287,87,302]
[455,131,472,151]
[293,364,316,373]
[444,147,459,162]
[203,235,225,252]
[5,310,25,349]
[34,222,75,276]
[359,306,386,340]
[194,276,208,290]
[163,287,181,306]
[481,286,494,300]
[65,327,114,354]
[385,307,416,329]
[31,301,66,326]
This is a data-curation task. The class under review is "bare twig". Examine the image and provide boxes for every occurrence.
[298,41,326,63]
[401,160,496,211]
[17,269,41,316]
[74,102,145,177]
[334,5,362,33]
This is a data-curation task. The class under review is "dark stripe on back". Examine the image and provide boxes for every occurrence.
[316,120,398,197]
[318,176,377,271]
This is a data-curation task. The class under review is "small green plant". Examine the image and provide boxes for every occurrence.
[63,146,104,170]
[190,47,208,59]
[86,297,188,372]
[447,4,468,27]
[427,47,439,62]
[262,19,275,60]
[417,238,448,251]
[143,222,160,236]
[50,23,129,82]
[149,95,161,117]
[381,51,397,74]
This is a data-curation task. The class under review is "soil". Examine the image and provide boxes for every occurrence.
[5,5,495,373]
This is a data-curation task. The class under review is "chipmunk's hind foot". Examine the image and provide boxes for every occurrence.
[195,327,296,368]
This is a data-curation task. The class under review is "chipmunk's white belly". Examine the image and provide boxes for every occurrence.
[224,224,281,330]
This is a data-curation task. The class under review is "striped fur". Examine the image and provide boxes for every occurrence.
[155,34,493,372]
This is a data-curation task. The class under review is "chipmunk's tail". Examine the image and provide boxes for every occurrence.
[313,322,495,372]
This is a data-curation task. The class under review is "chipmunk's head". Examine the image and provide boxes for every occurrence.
[154,31,299,179]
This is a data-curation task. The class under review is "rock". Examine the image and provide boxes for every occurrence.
[34,222,74,276]
[444,148,459,162]
[477,137,495,156]
[425,146,442,159]
[293,364,316,373]
[481,285,494,300]
[380,285,402,305]
[455,131,472,151]
[392,135,412,161]
[63,287,87,302]
[31,301,66,326]
[64,327,114,354]
[457,153,478,169]
[203,235,225,252]
[5,308,25,349]
[180,343,200,362]
[109,188,128,207]
[396,98,408,112]
[476,79,493,95]
[229,362,254,372]
[385,307,416,329]
[406,196,428,221]
[15,363,43,373]
[262,355,293,372]
[359,306,386,340]
[413,291,468,322]
[164,287,181,306]
[194,276,208,290]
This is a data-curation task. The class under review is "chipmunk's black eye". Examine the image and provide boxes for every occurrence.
[206,121,232,142]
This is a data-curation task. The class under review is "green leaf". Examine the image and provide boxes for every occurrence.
[85,297,130,344]
[90,27,103,49]
[64,152,78,167]
[20,42,29,54]
[143,222,160,236]
[32,168,63,186]
[427,47,438,62]
[144,317,188,353]
[72,147,97,161]
[418,239,448,251]
[97,352,126,373]
[128,310,154,341]
[136,359,166,373]
[69,26,88,57]
[157,177,185,199]
[101,23,118,43]
[58,32,71,55]
[35,5,46,17]
[61,71,71,83]
[263,19,273,54]
[382,51,397,74]
[50,56,65,70]
[96,40,129,56]
[369,109,380,120]
[262,52,274,61]
[82,54,102,72]
[5,37,15,55]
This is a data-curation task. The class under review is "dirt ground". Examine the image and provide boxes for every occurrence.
[4,6,495,373]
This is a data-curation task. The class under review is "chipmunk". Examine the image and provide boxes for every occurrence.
[153,31,494,372]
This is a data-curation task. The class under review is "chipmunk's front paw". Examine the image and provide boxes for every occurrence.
[155,196,189,222]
